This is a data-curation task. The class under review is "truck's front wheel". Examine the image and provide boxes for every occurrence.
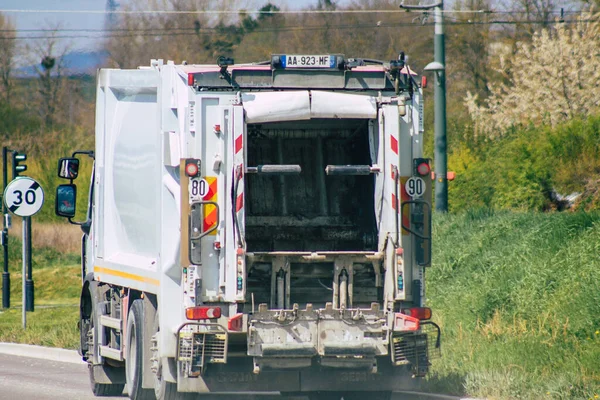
[126,299,155,400]
[85,283,125,397]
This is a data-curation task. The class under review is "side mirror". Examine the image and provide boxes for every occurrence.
[58,158,80,180]
[55,184,77,218]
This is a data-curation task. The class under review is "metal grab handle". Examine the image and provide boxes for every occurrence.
[245,165,301,175]
[189,201,220,241]
[420,321,442,349]
[325,165,380,175]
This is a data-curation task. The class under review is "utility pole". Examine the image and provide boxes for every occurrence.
[400,1,448,212]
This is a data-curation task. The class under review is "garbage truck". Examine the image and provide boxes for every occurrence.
[55,53,440,400]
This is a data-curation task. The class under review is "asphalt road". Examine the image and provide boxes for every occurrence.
[0,345,464,400]
[0,353,125,400]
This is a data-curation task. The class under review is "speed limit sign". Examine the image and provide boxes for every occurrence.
[405,177,425,198]
[3,177,45,217]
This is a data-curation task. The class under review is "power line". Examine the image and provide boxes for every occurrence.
[0,8,410,15]
[0,8,589,15]
[0,18,595,41]
[0,9,588,33]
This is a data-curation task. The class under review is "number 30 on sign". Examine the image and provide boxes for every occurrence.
[3,177,45,217]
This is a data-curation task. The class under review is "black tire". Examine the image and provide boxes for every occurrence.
[154,359,196,400]
[126,299,155,400]
[89,364,125,396]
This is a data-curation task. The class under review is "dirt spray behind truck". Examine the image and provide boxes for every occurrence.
[55,53,440,400]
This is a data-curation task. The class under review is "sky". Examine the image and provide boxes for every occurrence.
[1,0,341,53]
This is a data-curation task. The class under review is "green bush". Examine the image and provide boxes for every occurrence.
[448,114,600,212]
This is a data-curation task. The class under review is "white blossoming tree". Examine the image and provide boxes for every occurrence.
[465,11,600,139]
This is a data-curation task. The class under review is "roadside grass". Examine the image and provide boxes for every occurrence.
[0,222,81,348]
[0,306,78,349]
[424,209,600,399]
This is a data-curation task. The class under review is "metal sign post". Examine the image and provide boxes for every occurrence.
[1,146,9,309]
[22,218,28,328]
[2,177,44,328]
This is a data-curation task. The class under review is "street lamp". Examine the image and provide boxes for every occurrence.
[400,1,448,212]
[423,60,448,212]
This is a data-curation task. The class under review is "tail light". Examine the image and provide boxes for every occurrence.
[401,307,432,320]
[416,162,430,177]
[186,306,221,320]
[413,158,431,177]
[185,158,200,177]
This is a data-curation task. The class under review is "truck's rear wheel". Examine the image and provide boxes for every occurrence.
[126,299,155,400]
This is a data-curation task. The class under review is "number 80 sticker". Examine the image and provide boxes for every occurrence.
[405,177,425,198]
[3,177,45,217]
[189,177,209,201]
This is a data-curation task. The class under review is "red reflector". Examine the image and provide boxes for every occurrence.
[417,162,430,176]
[421,75,427,88]
[228,313,244,331]
[185,162,199,177]
[402,307,432,320]
[394,312,420,331]
[186,306,222,320]
[187,73,195,86]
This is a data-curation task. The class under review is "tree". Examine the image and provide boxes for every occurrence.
[447,0,494,98]
[28,28,69,128]
[0,13,17,105]
[464,11,600,138]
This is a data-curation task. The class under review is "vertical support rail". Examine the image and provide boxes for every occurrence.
[276,138,288,216]
[316,136,328,216]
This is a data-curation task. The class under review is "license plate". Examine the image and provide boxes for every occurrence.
[282,55,336,69]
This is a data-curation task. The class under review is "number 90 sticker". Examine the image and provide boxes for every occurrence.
[405,177,425,198]
[3,177,45,217]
